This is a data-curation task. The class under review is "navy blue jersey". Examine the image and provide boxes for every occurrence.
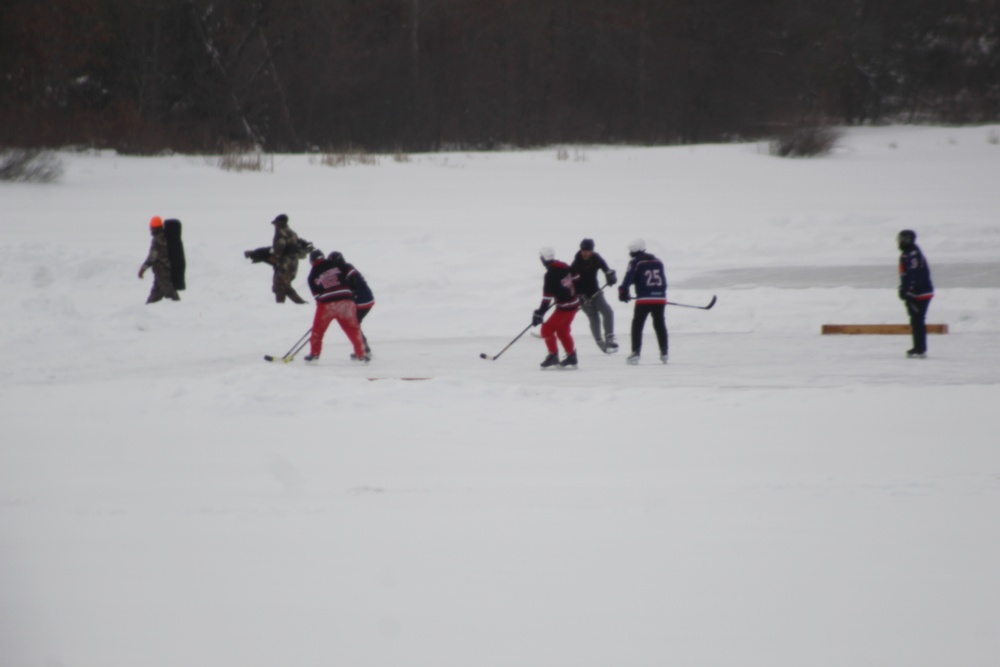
[899,246,934,300]
[308,259,358,302]
[570,251,612,297]
[344,263,374,307]
[539,260,580,312]
[620,252,667,304]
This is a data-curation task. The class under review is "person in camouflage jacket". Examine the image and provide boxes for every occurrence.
[270,213,308,304]
[138,216,180,303]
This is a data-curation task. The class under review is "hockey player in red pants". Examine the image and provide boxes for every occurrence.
[304,250,368,362]
[532,246,580,369]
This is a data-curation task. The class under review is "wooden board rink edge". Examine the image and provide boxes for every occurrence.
[821,324,949,335]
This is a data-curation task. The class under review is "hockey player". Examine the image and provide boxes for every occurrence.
[304,249,369,363]
[897,229,934,358]
[570,238,618,352]
[618,239,668,365]
[329,251,374,357]
[270,213,308,304]
[138,216,180,304]
[532,247,580,369]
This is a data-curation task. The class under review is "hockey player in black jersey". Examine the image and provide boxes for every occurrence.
[570,238,618,352]
[532,247,581,369]
[303,249,368,362]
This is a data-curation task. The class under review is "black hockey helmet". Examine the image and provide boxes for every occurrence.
[580,238,595,251]
[897,229,916,250]
[309,249,324,263]
[327,251,345,266]
[272,213,288,226]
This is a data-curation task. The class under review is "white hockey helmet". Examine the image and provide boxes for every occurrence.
[539,246,556,262]
[628,238,646,254]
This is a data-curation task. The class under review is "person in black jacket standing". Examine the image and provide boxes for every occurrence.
[138,216,180,303]
[897,229,934,358]
[570,238,618,353]
[619,239,668,365]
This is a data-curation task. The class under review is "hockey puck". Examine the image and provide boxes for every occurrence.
[264,355,275,362]
[479,353,489,359]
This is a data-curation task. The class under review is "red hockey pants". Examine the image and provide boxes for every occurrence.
[541,308,577,355]
[310,300,366,358]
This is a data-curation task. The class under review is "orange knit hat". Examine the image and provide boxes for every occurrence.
[149,216,164,229]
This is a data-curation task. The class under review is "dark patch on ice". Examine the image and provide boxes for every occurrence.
[33,265,54,288]
[676,262,1000,289]
[267,454,305,497]
[347,486,385,495]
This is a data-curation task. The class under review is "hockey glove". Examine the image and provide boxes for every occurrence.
[606,269,618,286]
[532,309,545,326]
[618,289,630,303]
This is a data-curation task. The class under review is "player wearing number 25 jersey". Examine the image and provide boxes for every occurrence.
[619,245,667,304]
[618,239,669,364]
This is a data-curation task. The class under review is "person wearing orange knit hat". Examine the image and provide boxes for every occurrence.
[138,216,179,303]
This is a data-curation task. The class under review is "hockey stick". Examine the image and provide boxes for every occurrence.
[283,336,311,362]
[582,281,612,304]
[480,323,534,361]
[264,328,312,362]
[666,295,717,310]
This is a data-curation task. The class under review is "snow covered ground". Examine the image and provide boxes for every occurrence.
[2,126,999,667]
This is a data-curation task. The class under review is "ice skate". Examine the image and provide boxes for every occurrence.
[540,353,560,369]
[559,352,578,369]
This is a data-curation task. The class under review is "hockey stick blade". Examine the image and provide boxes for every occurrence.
[482,322,533,361]
[666,295,717,310]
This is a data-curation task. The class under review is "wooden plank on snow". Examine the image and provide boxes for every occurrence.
[821,324,949,335]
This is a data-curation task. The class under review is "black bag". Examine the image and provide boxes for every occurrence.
[244,246,274,264]
[296,238,315,259]
[163,219,186,290]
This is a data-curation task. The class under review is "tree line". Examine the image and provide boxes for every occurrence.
[1,0,997,153]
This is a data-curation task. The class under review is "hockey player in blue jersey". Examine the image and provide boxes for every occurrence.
[618,239,668,365]
[328,251,374,357]
[897,229,934,358]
